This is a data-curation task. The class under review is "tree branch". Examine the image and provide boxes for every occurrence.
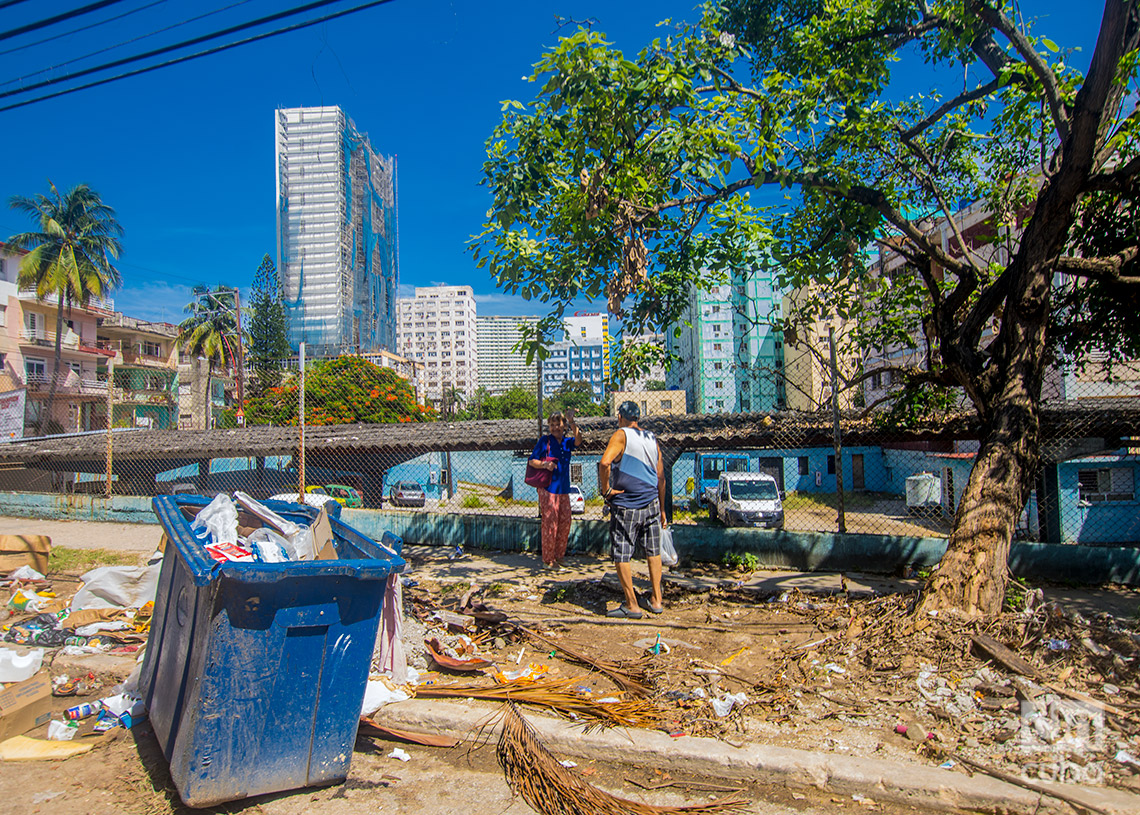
[900,78,1001,142]
[1082,155,1140,194]
[968,0,1070,145]
[1055,249,1140,283]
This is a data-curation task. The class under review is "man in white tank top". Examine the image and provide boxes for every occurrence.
[598,401,666,618]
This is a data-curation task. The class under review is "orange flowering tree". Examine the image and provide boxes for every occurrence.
[242,355,436,426]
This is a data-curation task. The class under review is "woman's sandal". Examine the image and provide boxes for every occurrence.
[605,605,644,619]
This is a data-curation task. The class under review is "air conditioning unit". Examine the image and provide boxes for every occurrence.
[905,472,941,513]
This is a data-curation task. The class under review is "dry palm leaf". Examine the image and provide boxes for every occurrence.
[520,626,654,697]
[496,703,752,815]
[417,676,660,729]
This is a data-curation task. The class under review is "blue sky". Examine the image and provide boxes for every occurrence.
[0,1,1103,326]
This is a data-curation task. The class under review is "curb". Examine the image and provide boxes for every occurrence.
[369,699,1139,815]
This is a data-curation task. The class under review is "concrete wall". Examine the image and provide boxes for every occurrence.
[0,489,1137,585]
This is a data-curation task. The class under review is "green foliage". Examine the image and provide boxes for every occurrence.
[179,286,241,369]
[455,384,539,420]
[545,379,607,417]
[243,355,436,426]
[1003,576,1034,613]
[461,493,488,509]
[645,380,667,391]
[247,254,290,396]
[722,551,759,572]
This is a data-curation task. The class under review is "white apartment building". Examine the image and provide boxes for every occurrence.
[563,311,607,341]
[476,315,539,394]
[396,286,477,404]
[274,106,399,358]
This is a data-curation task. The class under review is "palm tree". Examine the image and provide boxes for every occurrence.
[7,182,123,436]
[178,285,243,428]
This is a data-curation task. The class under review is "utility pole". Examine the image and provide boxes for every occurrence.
[234,288,245,427]
[829,325,846,534]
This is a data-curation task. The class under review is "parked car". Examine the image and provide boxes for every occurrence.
[324,483,363,508]
[389,481,426,508]
[305,485,329,497]
[267,492,341,516]
[568,484,585,514]
[708,472,784,529]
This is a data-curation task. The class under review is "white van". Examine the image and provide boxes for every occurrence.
[709,472,785,529]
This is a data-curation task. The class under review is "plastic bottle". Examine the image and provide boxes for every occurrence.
[64,701,104,720]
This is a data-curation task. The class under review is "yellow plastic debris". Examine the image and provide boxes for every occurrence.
[0,735,94,761]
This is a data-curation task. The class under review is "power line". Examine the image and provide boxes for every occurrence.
[0,0,132,44]
[0,0,168,59]
[1,0,254,88]
[0,0,397,113]
[0,0,352,101]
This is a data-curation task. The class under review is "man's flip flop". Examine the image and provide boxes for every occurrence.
[606,605,644,619]
[644,601,664,615]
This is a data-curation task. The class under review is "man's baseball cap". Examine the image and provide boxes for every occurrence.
[617,401,640,420]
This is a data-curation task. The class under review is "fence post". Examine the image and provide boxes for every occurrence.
[298,342,306,503]
[829,325,846,533]
[105,359,114,498]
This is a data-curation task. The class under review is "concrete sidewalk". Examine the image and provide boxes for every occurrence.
[372,698,1139,815]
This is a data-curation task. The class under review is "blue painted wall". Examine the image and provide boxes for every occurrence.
[1058,455,1140,544]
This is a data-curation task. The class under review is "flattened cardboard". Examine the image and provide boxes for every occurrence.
[0,535,51,574]
[312,506,337,560]
[0,671,54,742]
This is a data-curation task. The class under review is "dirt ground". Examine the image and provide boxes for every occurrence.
[2,518,1139,814]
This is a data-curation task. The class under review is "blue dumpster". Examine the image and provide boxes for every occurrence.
[141,495,405,807]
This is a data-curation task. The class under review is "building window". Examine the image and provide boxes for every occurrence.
[827,455,836,475]
[0,304,5,327]
[799,457,810,476]
[715,381,723,389]
[143,341,161,357]
[713,343,722,351]
[715,400,724,409]
[871,372,882,390]
[25,358,45,380]
[662,399,672,410]
[714,362,723,371]
[1078,468,1134,503]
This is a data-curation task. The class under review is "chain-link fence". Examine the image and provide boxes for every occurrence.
[1,336,1138,549]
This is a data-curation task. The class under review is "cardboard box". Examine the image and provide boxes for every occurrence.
[0,671,54,741]
[0,535,51,574]
[312,506,337,560]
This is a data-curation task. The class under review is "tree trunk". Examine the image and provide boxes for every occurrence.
[920,277,1050,619]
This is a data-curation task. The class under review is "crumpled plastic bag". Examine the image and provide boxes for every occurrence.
[191,493,239,545]
[710,691,749,717]
[361,677,410,716]
[247,528,292,562]
[70,564,162,610]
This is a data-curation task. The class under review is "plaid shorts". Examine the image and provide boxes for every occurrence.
[609,500,661,563]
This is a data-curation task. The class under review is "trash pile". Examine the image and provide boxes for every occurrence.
[373,560,1139,799]
[188,491,329,563]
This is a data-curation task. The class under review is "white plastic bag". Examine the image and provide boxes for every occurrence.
[70,564,162,610]
[190,493,239,545]
[234,491,301,538]
[660,526,678,567]
[247,528,292,562]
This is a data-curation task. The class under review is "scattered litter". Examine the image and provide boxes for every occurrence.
[559,759,578,768]
[720,646,748,666]
[1045,639,1070,651]
[494,663,549,684]
[710,692,748,717]
[387,747,411,762]
[361,678,410,716]
[46,721,77,741]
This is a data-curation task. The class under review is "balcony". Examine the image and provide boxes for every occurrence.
[119,349,175,370]
[114,388,175,406]
[18,290,114,313]
[19,328,109,355]
[24,372,109,396]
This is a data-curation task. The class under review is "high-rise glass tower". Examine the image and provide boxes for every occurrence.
[274,106,398,357]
